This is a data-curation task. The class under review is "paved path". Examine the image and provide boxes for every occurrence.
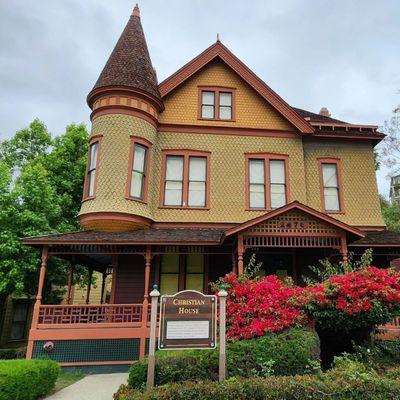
[46,373,128,400]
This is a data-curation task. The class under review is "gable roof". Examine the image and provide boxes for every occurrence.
[223,201,365,239]
[158,41,314,134]
[88,5,161,104]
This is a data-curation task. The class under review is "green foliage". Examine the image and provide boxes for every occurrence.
[352,339,400,368]
[116,360,400,400]
[380,196,400,233]
[0,347,26,360]
[127,328,320,389]
[0,120,89,301]
[303,249,373,285]
[0,359,59,400]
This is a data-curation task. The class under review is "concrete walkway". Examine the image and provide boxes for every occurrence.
[46,373,128,400]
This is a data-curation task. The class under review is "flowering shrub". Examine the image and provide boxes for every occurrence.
[304,267,400,332]
[219,273,308,340]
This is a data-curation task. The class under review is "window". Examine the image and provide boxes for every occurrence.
[320,160,343,212]
[85,139,101,198]
[159,254,205,295]
[199,88,235,121]
[10,302,29,341]
[161,151,210,208]
[127,138,151,202]
[246,154,288,210]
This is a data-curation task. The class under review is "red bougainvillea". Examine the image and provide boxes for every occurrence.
[221,273,308,340]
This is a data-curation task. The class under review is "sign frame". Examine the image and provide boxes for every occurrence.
[158,290,217,351]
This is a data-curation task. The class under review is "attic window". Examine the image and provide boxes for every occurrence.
[199,87,235,121]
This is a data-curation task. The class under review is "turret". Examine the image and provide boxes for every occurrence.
[79,4,163,232]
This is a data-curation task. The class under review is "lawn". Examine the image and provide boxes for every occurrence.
[48,371,85,395]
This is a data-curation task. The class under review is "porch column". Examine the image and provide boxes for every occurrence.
[85,268,93,304]
[340,235,348,264]
[232,249,238,275]
[100,271,107,304]
[27,246,48,359]
[66,259,75,305]
[110,255,118,304]
[238,234,244,275]
[140,245,152,360]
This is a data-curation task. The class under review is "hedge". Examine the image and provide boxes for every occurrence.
[128,328,320,389]
[353,339,400,367]
[0,347,26,360]
[0,359,59,400]
[116,359,400,400]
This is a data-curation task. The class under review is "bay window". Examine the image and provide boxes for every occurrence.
[247,154,288,210]
[199,88,235,121]
[320,159,343,212]
[162,150,210,208]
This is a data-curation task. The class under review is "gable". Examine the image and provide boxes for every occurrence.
[159,59,297,131]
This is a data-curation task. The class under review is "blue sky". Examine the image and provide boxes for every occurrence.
[0,0,399,196]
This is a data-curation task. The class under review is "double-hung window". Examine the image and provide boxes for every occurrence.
[85,138,101,198]
[200,88,234,121]
[162,151,209,208]
[247,154,288,210]
[128,138,151,202]
[320,159,343,212]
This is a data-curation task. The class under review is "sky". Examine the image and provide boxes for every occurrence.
[0,0,399,197]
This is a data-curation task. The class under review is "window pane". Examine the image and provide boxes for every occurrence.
[186,254,204,273]
[201,105,214,119]
[186,274,204,292]
[188,181,206,207]
[133,144,146,173]
[219,106,232,120]
[89,143,98,170]
[250,184,265,208]
[10,324,25,340]
[88,170,96,197]
[13,303,28,322]
[322,164,338,187]
[271,184,286,208]
[189,157,206,181]
[270,160,285,184]
[160,274,179,295]
[202,91,215,105]
[164,181,183,206]
[161,254,180,273]
[166,156,184,180]
[219,92,232,106]
[324,187,340,211]
[249,160,265,184]
[130,171,143,198]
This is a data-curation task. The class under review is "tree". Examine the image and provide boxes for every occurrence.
[0,120,90,303]
[380,105,400,175]
[380,195,400,232]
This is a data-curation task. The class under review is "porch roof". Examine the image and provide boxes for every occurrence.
[349,230,400,247]
[21,227,226,247]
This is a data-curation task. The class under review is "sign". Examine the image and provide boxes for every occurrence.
[158,290,217,350]
[278,220,308,229]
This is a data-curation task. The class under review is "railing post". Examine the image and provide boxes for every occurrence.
[27,246,48,359]
[147,285,160,391]
[218,284,228,381]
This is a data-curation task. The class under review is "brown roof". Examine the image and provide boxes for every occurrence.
[349,230,400,246]
[89,5,161,102]
[22,228,226,245]
[293,107,347,124]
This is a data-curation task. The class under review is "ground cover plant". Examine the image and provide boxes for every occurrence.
[0,359,59,400]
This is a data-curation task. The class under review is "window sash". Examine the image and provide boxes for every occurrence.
[322,163,340,211]
[188,157,207,207]
[201,91,215,119]
[219,92,232,120]
[130,144,148,199]
[164,156,184,206]
[87,142,99,197]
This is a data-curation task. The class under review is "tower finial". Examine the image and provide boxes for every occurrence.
[133,3,140,17]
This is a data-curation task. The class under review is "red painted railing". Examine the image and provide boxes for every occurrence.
[38,304,143,326]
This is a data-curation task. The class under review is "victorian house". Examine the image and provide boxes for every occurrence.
[23,5,400,368]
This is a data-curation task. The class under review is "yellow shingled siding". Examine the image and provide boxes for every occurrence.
[159,59,296,131]
[303,140,384,226]
[79,115,157,222]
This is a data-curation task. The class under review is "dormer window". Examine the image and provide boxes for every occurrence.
[127,137,152,203]
[199,87,235,121]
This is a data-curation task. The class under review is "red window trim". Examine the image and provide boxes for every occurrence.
[82,135,103,201]
[159,149,211,209]
[198,86,236,121]
[245,153,290,211]
[318,157,345,214]
[126,136,153,204]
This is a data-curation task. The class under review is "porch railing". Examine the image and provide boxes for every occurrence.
[38,304,144,326]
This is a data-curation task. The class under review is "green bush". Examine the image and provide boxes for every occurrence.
[0,347,26,360]
[128,328,320,389]
[116,359,400,400]
[0,359,60,400]
[352,339,400,367]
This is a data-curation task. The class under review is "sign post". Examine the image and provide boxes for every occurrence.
[146,284,160,391]
[218,284,228,381]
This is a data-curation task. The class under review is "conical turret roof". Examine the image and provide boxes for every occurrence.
[89,4,161,102]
